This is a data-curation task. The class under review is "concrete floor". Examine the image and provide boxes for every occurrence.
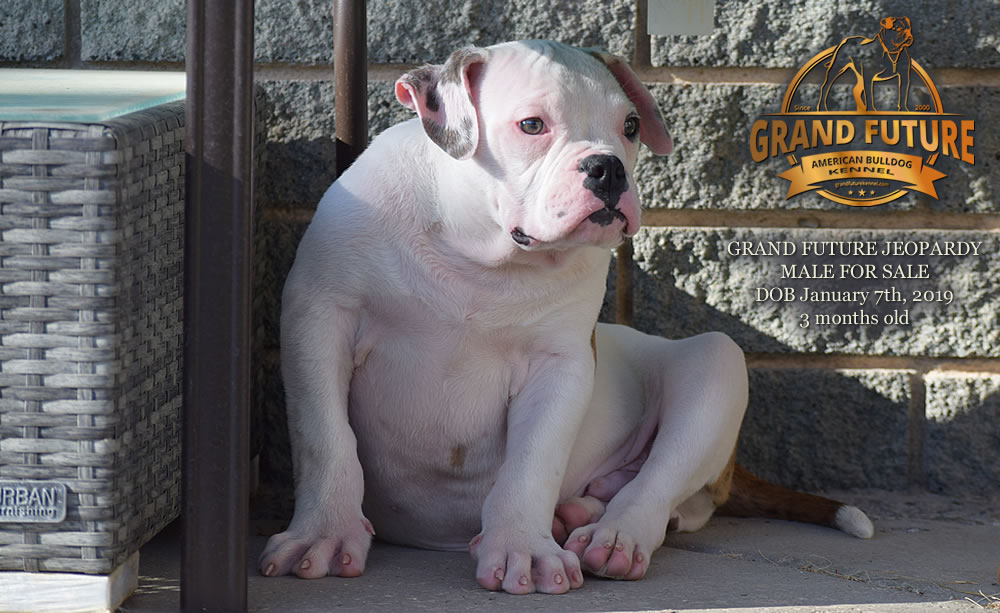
[120,490,999,613]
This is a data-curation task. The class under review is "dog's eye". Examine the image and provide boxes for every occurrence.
[519,118,545,135]
[624,116,640,139]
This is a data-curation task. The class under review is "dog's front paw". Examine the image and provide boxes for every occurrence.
[469,531,584,594]
[563,521,651,580]
[258,516,374,579]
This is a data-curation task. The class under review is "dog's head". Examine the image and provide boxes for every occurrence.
[879,16,914,52]
[395,40,672,252]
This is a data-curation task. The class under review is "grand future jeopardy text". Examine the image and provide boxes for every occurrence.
[726,239,983,329]
[726,240,982,258]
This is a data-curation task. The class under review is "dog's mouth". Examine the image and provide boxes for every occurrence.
[511,208,629,249]
[587,207,627,227]
[510,227,535,246]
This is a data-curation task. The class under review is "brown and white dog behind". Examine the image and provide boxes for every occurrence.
[259,39,874,595]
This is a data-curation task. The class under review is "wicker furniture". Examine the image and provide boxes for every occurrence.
[0,69,185,611]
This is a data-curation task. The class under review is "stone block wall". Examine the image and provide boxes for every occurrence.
[6,1,996,507]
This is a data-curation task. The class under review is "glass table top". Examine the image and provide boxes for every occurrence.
[0,69,186,122]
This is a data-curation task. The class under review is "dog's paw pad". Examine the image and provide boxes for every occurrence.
[564,524,650,580]
[552,496,606,544]
[258,518,373,579]
[473,534,583,594]
[624,550,647,580]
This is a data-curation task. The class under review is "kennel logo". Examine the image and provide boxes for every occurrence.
[749,16,976,207]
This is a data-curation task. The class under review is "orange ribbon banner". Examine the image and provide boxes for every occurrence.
[778,151,947,199]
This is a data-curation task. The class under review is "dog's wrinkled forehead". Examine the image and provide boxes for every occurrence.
[483,40,629,105]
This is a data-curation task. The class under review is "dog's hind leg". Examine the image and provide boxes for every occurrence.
[564,327,748,580]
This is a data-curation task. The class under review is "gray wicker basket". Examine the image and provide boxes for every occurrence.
[0,101,184,574]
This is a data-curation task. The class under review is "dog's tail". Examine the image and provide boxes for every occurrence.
[716,463,875,539]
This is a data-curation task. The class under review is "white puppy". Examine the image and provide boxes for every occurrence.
[259,40,873,595]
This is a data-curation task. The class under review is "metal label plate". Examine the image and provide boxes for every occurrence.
[0,481,67,523]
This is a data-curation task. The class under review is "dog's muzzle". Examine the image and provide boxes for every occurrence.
[579,154,628,226]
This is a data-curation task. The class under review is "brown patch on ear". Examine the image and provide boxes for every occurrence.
[590,327,598,366]
[394,47,486,160]
[708,449,736,507]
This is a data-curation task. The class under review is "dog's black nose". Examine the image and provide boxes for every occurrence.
[579,154,628,226]
[579,154,628,209]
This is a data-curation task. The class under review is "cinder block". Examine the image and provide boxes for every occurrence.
[0,0,64,62]
[367,0,634,63]
[256,80,411,208]
[637,84,996,213]
[81,0,184,62]
[254,216,311,349]
[738,368,912,490]
[252,352,295,518]
[651,1,1000,69]
[81,0,335,64]
[256,80,337,207]
[631,227,1000,357]
[255,0,333,64]
[925,373,1000,495]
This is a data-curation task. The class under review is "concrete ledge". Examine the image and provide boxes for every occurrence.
[0,553,138,613]
[123,501,1000,612]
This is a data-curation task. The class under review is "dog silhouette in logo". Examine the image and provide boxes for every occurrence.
[817,16,914,112]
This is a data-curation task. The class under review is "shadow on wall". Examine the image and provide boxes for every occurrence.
[633,268,913,492]
[924,375,1000,495]
[630,259,1000,497]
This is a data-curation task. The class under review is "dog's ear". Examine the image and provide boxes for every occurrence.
[586,49,673,156]
[395,47,487,160]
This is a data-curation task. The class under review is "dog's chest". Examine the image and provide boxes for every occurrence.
[347,302,532,546]
[348,299,525,458]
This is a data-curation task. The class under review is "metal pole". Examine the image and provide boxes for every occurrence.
[334,0,368,175]
[616,0,650,327]
[634,0,651,67]
[615,239,635,327]
[182,0,254,611]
